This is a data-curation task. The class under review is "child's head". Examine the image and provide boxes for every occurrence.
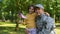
[28,5,35,14]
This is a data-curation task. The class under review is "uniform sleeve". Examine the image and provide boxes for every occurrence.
[46,17,55,29]
[42,17,55,34]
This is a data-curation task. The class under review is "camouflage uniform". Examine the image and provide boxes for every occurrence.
[35,13,55,34]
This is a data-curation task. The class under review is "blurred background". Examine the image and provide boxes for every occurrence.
[0,0,60,34]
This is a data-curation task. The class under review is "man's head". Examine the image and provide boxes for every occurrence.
[35,4,44,15]
[28,5,35,14]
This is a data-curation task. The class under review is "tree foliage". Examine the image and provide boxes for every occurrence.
[0,0,60,22]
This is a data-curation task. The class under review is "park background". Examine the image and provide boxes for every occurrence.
[0,0,60,34]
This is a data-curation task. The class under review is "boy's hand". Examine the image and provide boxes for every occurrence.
[18,21,23,24]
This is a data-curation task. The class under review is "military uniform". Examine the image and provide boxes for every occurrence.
[35,13,55,34]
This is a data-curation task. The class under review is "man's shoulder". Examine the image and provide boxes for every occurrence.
[43,14,53,19]
[45,16,54,23]
[47,16,54,20]
[42,14,54,21]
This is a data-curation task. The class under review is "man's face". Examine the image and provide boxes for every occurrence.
[29,6,34,13]
[35,8,43,15]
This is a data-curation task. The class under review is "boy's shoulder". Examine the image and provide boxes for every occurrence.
[26,13,30,16]
[26,13,36,15]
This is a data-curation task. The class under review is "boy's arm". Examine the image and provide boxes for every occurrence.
[21,18,27,25]
[20,14,28,25]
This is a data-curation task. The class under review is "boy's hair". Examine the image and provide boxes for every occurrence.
[28,5,34,9]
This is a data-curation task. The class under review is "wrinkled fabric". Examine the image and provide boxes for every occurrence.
[35,13,55,34]
[26,28,36,34]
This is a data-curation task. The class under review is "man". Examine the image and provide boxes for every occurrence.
[35,4,55,34]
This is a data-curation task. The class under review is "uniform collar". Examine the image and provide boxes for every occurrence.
[38,13,45,17]
[40,13,45,17]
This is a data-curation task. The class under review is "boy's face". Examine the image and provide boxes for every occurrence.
[35,8,43,15]
[29,7,34,13]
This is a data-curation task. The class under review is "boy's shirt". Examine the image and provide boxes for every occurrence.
[22,13,36,29]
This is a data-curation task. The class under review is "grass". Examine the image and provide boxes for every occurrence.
[0,22,60,34]
[55,28,60,34]
[0,27,25,34]
[0,22,26,34]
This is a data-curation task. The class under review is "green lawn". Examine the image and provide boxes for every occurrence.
[0,22,26,34]
[0,27,25,34]
[0,22,60,34]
